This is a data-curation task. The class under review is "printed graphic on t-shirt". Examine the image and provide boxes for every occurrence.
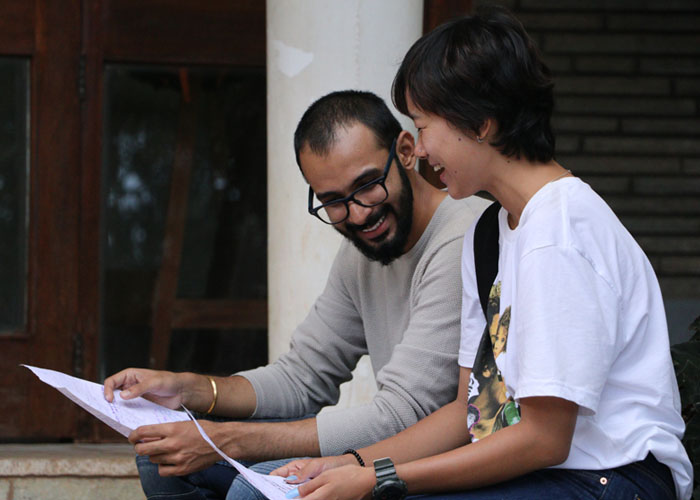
[467,282,520,441]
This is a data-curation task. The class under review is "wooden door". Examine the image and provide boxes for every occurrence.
[0,0,265,442]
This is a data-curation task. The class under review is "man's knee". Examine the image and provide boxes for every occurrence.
[136,455,170,497]
[226,474,267,500]
[135,454,227,500]
[226,459,298,500]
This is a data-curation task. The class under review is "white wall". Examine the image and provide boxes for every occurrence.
[266,0,423,408]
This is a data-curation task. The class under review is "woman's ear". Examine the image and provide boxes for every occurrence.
[396,130,417,171]
[477,119,495,142]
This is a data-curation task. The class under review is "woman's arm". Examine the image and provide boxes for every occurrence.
[396,395,578,493]
[290,372,578,499]
[354,367,473,464]
[273,368,473,482]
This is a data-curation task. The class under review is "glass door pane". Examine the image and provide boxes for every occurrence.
[0,57,29,333]
[100,65,267,379]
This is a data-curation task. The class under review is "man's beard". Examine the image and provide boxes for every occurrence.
[338,167,414,266]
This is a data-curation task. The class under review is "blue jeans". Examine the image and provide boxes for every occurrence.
[409,453,676,500]
[136,455,296,500]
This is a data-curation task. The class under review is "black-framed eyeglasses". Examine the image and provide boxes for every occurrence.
[308,138,397,225]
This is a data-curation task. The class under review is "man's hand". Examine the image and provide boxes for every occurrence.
[271,454,355,482]
[133,417,323,474]
[103,368,185,409]
[129,420,221,476]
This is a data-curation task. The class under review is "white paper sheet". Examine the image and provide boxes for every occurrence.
[24,364,296,500]
[181,406,296,500]
[22,364,189,437]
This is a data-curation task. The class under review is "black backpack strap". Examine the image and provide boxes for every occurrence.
[473,201,501,318]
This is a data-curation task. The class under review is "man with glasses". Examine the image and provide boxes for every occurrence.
[104,90,490,500]
[305,136,410,265]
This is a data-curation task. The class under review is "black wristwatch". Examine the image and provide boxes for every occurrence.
[372,457,407,500]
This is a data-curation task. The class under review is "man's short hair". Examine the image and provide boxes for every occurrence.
[392,5,555,163]
[294,90,402,169]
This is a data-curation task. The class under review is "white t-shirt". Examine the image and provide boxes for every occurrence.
[459,178,693,500]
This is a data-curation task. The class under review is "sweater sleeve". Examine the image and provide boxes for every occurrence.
[315,237,463,455]
[236,244,367,419]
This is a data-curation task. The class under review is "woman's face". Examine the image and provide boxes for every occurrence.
[405,92,491,199]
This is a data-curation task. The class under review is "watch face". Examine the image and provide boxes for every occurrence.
[373,480,407,500]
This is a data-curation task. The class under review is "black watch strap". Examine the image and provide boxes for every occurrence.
[374,457,397,480]
[372,457,407,500]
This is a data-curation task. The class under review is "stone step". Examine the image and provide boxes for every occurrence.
[0,444,145,500]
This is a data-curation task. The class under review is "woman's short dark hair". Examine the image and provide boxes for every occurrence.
[294,90,402,168]
[393,5,555,163]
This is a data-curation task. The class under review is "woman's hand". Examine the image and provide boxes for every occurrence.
[286,464,376,500]
[272,454,356,483]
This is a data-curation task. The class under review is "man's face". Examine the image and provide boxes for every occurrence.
[300,123,413,265]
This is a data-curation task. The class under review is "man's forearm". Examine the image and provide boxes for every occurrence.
[180,373,257,418]
[210,417,321,462]
[210,374,257,418]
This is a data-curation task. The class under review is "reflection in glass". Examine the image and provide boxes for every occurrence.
[0,58,29,333]
[100,66,267,378]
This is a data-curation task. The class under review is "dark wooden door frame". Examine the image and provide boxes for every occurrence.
[30,0,83,438]
[0,0,83,440]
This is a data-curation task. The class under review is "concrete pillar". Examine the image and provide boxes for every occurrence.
[267,1,423,408]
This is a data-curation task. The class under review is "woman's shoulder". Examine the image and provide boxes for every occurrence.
[516,178,631,255]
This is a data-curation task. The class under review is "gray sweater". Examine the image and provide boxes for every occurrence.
[238,196,490,455]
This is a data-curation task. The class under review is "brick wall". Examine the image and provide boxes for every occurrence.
[475,0,700,343]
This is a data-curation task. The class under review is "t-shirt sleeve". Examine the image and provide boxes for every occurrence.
[511,245,620,413]
[237,246,367,419]
[316,237,464,455]
[459,225,486,368]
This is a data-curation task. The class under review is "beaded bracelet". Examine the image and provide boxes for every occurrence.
[343,448,365,467]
